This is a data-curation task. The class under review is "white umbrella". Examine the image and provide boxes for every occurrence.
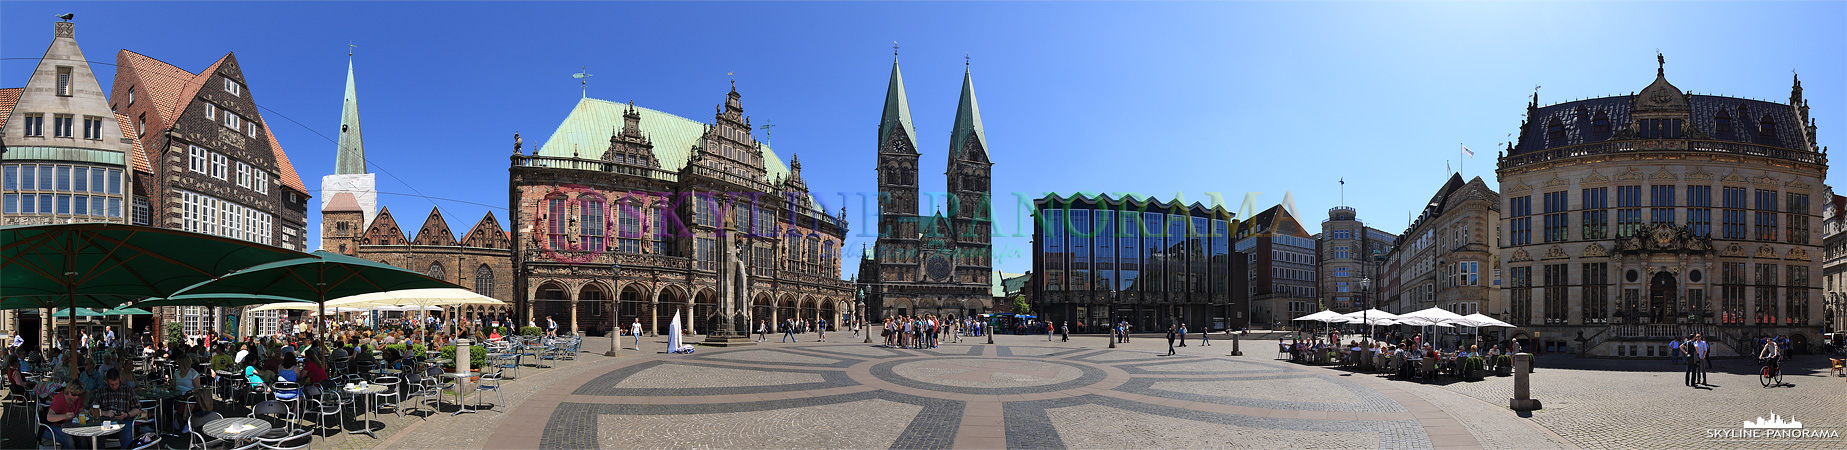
[373,305,443,312]
[1340,309,1398,325]
[1389,317,1455,328]
[325,288,507,345]
[1459,313,1515,328]
[1397,307,1470,325]
[1293,310,1348,323]
[253,302,364,312]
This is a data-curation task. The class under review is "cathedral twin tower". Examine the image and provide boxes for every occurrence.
[864,58,995,321]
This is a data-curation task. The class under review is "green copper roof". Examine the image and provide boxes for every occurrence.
[537,97,799,186]
[992,271,1024,297]
[878,60,918,151]
[949,68,986,159]
[334,57,366,175]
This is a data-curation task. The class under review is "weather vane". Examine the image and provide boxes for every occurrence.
[965,52,970,67]
[348,41,356,57]
[893,41,899,57]
[572,66,593,98]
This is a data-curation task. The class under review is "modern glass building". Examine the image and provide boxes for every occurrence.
[1031,194,1238,333]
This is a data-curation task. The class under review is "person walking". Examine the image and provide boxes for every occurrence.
[756,320,769,342]
[1201,327,1211,346]
[631,319,644,350]
[1165,325,1178,356]
[781,319,798,343]
[1060,321,1069,342]
[1177,323,1188,347]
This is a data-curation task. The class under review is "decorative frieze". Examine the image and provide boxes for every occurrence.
[1755,245,1778,259]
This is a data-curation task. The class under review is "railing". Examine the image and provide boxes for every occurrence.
[512,154,681,181]
[1499,140,1825,170]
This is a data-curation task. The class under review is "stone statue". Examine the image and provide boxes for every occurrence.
[514,132,522,154]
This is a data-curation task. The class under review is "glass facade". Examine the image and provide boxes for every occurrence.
[1033,195,1238,332]
[2,163,126,219]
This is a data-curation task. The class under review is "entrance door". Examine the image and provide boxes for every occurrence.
[1649,272,1678,324]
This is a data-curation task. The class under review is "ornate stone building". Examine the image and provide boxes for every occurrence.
[1820,189,1845,333]
[1317,206,1397,313]
[1,21,144,346]
[1377,174,1501,321]
[1495,56,1826,357]
[860,60,996,322]
[510,84,853,336]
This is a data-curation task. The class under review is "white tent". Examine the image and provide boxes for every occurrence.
[1458,313,1515,328]
[1293,310,1349,323]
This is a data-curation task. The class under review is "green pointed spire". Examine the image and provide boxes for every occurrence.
[949,67,986,159]
[334,56,366,175]
[877,59,918,152]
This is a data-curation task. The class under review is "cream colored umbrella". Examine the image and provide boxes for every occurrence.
[324,288,506,345]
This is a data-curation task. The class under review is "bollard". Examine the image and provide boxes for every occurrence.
[1509,352,1542,410]
[1230,333,1242,356]
[456,338,472,375]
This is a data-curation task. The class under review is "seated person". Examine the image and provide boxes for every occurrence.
[77,360,107,392]
[93,369,144,448]
[274,353,300,402]
[42,383,83,449]
[301,352,330,386]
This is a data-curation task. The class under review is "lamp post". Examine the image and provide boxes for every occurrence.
[1358,277,1373,369]
[1107,288,1118,349]
[605,263,623,357]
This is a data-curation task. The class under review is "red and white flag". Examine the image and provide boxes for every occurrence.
[1461,144,1475,157]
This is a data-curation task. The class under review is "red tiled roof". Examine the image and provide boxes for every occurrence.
[114,113,150,173]
[324,192,361,212]
[171,55,228,122]
[116,50,193,126]
[0,87,22,128]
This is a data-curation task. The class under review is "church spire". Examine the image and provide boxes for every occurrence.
[949,65,987,160]
[334,54,366,175]
[878,58,918,153]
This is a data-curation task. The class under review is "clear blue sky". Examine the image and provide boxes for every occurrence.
[5,2,1843,279]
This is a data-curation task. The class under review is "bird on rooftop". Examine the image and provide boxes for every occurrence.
[58,13,73,21]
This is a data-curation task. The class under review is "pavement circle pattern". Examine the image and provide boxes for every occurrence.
[494,340,1501,449]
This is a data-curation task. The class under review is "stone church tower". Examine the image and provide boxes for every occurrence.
[864,58,995,321]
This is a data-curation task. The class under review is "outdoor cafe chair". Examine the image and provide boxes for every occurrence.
[420,366,455,413]
[301,385,344,439]
[135,398,161,437]
[474,370,504,412]
[247,400,299,443]
[373,376,403,418]
[269,381,302,417]
[495,353,520,380]
[188,411,231,450]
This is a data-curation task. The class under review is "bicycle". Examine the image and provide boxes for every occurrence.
[1759,358,1783,387]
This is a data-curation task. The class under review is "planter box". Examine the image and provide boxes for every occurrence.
[1494,367,1511,377]
[1465,369,1484,381]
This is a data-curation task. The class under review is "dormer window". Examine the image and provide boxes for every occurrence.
[1716,110,1733,136]
[1759,115,1776,137]
[1592,112,1610,135]
[1546,118,1565,143]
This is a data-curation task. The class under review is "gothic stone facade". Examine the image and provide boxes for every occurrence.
[510,87,853,336]
[320,197,515,322]
[863,61,995,322]
[1495,61,1825,357]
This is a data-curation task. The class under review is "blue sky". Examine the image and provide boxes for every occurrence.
[4,1,1843,279]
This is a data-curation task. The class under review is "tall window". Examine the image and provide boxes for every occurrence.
[474,264,494,295]
[426,262,446,283]
[1544,264,1568,325]
[1721,262,1746,324]
[617,202,642,253]
[1754,263,1778,324]
[546,197,568,250]
[1069,210,1091,291]
[1787,265,1809,325]
[1754,190,1778,241]
[22,114,44,137]
[1510,266,1532,325]
[1786,193,1810,244]
[1688,185,1712,236]
[1042,208,1064,291]
[1582,187,1608,240]
[695,237,716,270]
[1509,196,1532,245]
[56,67,73,96]
[236,162,251,189]
[210,154,227,180]
[579,196,605,251]
[1649,185,1675,224]
[1583,263,1608,324]
[1543,191,1568,242]
[81,117,104,140]
[1616,185,1642,237]
[1722,187,1748,239]
[1460,261,1479,286]
[650,205,671,255]
[53,115,74,138]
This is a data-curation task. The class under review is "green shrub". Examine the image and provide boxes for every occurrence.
[1462,357,1485,371]
[519,326,543,337]
[164,322,184,344]
[1495,355,1513,368]
[382,343,428,358]
[438,344,489,369]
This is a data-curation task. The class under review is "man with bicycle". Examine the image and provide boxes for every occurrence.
[1759,334,1783,386]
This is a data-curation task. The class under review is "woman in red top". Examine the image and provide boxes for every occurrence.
[302,352,330,386]
[43,383,82,448]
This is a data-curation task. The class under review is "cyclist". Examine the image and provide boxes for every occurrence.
[1759,336,1782,379]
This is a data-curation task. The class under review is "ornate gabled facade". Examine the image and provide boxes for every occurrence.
[860,60,996,322]
[1,21,146,347]
[1378,174,1501,322]
[510,83,853,337]
[1822,189,1846,333]
[1495,55,1826,357]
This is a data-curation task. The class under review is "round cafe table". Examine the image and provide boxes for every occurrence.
[204,417,272,443]
[438,373,477,416]
[342,384,389,438]
[63,422,124,450]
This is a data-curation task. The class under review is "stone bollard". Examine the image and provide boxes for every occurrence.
[456,338,472,375]
[1509,352,1542,410]
[1230,333,1242,356]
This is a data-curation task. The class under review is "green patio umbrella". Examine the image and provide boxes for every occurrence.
[100,306,153,316]
[167,250,459,337]
[2,223,308,371]
[138,294,313,339]
[50,308,107,317]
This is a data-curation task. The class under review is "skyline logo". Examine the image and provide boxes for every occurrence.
[1743,412,1801,429]
[1707,411,1839,442]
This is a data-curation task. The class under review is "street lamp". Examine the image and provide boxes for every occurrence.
[1358,276,1373,369]
[605,263,623,357]
[1107,288,1118,349]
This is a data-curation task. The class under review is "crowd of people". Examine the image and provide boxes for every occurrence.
[876,315,990,349]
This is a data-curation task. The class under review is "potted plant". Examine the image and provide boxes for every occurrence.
[519,326,544,337]
[1494,355,1513,376]
[1462,356,1486,380]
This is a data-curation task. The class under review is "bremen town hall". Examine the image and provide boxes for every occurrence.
[1496,55,1826,357]
[857,58,996,322]
[508,80,854,337]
